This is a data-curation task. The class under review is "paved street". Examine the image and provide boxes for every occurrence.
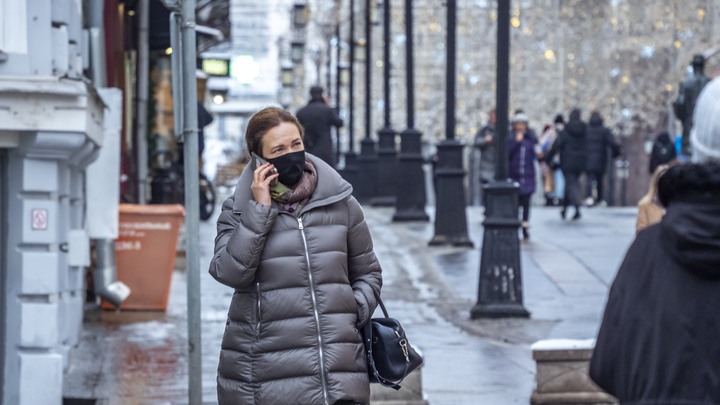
[63,202,637,405]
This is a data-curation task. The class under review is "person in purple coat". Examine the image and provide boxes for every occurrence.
[508,111,542,240]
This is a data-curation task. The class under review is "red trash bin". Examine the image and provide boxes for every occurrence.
[103,204,185,310]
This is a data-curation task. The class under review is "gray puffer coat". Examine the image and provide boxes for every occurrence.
[209,154,383,405]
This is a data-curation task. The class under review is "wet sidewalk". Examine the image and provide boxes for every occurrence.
[63,203,637,404]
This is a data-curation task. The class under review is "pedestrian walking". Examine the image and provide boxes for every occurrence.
[508,112,541,240]
[474,108,497,205]
[636,164,669,234]
[674,54,711,156]
[296,86,344,168]
[584,111,620,206]
[544,108,587,220]
[648,131,677,175]
[538,115,565,206]
[590,77,720,404]
[209,107,382,405]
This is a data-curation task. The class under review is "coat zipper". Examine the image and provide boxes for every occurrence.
[298,217,330,405]
[255,282,261,342]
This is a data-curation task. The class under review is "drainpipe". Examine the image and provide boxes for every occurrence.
[137,0,150,204]
[84,0,130,308]
[86,0,107,87]
[94,240,131,307]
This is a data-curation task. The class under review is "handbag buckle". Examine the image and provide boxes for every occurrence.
[399,339,409,363]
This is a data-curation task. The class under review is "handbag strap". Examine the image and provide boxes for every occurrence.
[374,290,389,318]
[358,282,389,319]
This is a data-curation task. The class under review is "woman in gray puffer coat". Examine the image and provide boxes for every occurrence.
[209,107,382,405]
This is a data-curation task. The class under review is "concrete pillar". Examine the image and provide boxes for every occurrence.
[4,132,97,405]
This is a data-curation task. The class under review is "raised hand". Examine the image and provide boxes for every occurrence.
[251,163,280,207]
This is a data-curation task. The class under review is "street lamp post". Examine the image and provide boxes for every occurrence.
[471,0,529,319]
[429,0,472,246]
[327,39,333,100]
[341,0,359,187]
[371,0,397,207]
[334,3,343,165]
[393,0,429,222]
[356,0,378,202]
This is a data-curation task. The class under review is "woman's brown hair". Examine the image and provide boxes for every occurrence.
[245,107,305,156]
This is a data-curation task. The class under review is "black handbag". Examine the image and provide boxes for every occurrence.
[362,292,423,390]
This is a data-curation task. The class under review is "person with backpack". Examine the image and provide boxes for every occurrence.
[544,109,588,220]
[538,115,565,206]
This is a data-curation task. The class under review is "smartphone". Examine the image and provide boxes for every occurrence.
[251,152,279,187]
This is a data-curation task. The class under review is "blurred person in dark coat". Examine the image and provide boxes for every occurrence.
[474,108,497,193]
[544,108,587,220]
[296,86,344,168]
[584,111,620,206]
[590,76,720,405]
[648,131,677,175]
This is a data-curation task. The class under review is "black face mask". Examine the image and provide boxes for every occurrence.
[266,150,306,186]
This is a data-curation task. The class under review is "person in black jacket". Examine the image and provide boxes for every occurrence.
[591,78,720,403]
[589,163,720,404]
[544,108,587,220]
[584,112,620,206]
[296,86,344,168]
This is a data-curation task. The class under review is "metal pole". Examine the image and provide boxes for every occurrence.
[445,0,456,142]
[382,0,390,128]
[170,13,184,140]
[405,0,414,130]
[364,0,372,143]
[392,0,428,221]
[357,0,377,202]
[494,0,509,182]
[327,35,332,100]
[429,0,472,246]
[372,0,397,207]
[341,0,360,189]
[136,0,150,204]
[335,8,342,165]
[471,0,529,319]
[349,0,356,150]
[180,0,202,402]
[335,13,342,109]
[316,55,322,86]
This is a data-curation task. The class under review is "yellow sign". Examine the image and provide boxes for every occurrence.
[202,59,230,76]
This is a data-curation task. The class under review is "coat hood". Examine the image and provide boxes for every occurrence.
[658,164,720,278]
[233,153,352,213]
[660,201,720,278]
[565,109,587,138]
[589,114,603,127]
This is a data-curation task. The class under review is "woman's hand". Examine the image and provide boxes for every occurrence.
[251,163,279,207]
[515,132,524,142]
